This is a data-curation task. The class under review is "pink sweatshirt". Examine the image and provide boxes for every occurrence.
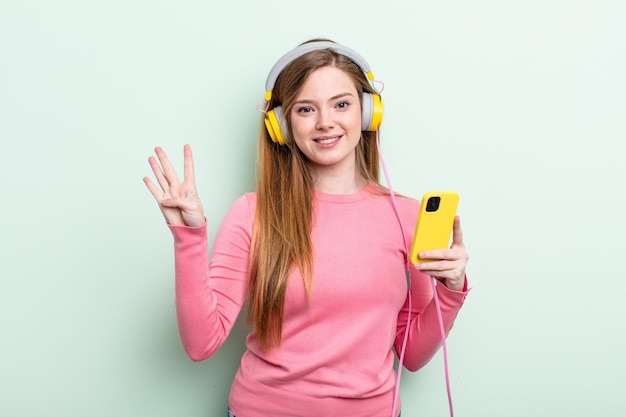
[169,185,469,417]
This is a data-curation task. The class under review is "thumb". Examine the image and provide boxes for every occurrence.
[451,216,465,248]
[160,197,196,210]
[160,198,178,208]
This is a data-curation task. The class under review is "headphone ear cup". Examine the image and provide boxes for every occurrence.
[265,106,288,145]
[361,92,384,131]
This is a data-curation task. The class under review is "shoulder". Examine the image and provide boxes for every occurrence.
[219,192,257,234]
[230,192,257,213]
[394,194,420,225]
[365,184,420,212]
[241,191,257,209]
[394,193,420,209]
[369,186,420,227]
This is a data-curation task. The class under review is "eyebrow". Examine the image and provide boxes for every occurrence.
[293,92,356,105]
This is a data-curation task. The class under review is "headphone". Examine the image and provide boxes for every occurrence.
[263,41,384,145]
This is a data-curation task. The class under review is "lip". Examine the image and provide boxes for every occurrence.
[313,134,343,146]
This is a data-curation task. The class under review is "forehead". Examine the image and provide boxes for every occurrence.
[296,66,359,97]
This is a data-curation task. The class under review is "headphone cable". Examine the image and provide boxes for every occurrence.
[375,131,454,417]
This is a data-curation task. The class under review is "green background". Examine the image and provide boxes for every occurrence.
[1,1,625,416]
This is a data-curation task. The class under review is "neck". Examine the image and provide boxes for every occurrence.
[311,165,366,194]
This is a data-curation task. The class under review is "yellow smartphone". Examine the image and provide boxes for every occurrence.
[409,191,460,264]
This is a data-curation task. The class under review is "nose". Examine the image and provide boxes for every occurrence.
[315,109,335,130]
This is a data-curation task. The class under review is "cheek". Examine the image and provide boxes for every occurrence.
[290,117,313,139]
[349,112,363,135]
[289,121,307,147]
[349,105,363,129]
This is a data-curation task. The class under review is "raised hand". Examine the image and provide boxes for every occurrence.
[143,145,205,227]
[414,216,469,291]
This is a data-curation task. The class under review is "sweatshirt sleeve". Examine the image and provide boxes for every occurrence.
[394,271,469,372]
[168,194,254,362]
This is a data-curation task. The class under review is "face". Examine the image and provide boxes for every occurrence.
[289,66,362,178]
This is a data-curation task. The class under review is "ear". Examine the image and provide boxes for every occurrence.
[265,106,288,145]
[361,92,383,131]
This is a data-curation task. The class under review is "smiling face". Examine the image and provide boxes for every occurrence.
[289,66,363,181]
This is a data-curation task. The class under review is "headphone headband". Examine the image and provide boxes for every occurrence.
[264,41,375,101]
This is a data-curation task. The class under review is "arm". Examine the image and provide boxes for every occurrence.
[144,145,252,361]
[395,275,469,371]
[395,216,470,371]
[170,196,253,361]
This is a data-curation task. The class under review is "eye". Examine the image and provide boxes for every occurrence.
[296,106,313,114]
[336,101,350,109]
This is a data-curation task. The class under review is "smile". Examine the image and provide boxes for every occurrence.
[314,135,342,145]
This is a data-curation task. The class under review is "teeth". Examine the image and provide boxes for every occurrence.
[317,136,339,144]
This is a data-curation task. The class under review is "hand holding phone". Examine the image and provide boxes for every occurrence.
[409,191,459,264]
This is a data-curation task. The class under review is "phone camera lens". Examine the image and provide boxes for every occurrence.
[426,196,441,212]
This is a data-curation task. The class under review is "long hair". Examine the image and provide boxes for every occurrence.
[247,41,385,350]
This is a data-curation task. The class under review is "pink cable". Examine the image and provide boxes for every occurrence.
[431,276,455,417]
[375,129,409,417]
[256,101,268,116]
[376,130,454,417]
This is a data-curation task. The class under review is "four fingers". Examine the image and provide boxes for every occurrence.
[144,144,205,227]
[145,145,196,199]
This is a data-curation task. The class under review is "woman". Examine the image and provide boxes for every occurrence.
[144,40,469,417]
